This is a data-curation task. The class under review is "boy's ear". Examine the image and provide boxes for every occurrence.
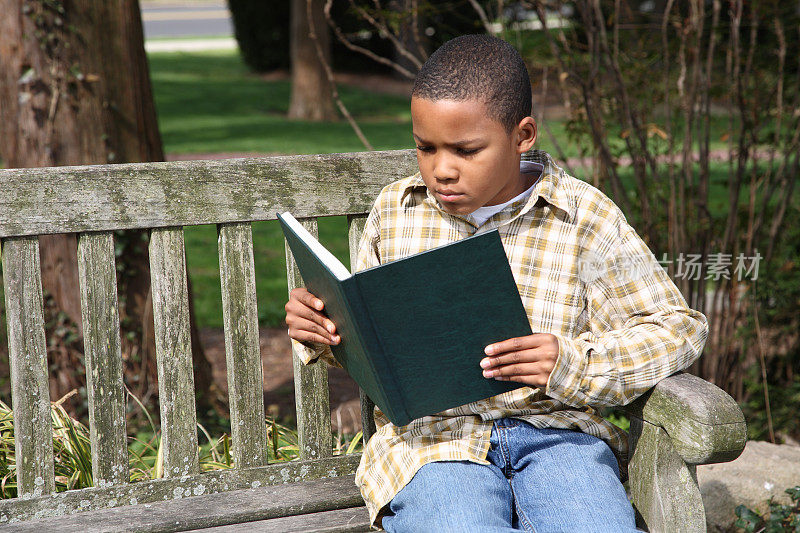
[515,117,537,154]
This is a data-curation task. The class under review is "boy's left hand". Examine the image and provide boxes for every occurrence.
[480,333,559,387]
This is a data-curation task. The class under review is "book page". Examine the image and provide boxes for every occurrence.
[279,212,351,281]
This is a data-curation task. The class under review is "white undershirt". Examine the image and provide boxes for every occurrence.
[469,161,543,227]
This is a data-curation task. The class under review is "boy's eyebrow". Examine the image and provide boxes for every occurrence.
[412,133,483,146]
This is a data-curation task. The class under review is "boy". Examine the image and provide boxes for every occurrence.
[285,35,707,532]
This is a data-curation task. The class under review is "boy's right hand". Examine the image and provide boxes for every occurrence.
[285,288,341,345]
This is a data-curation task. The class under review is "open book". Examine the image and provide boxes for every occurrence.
[278,212,532,427]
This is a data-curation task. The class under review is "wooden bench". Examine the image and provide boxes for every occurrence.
[0,150,746,532]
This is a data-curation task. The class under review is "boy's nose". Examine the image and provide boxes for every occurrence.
[433,154,459,181]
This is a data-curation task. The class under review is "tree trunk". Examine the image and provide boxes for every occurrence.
[288,0,336,121]
[0,0,220,421]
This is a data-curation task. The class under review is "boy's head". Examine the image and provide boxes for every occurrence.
[412,34,532,132]
[410,35,537,215]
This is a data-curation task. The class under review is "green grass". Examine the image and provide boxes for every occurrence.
[147,48,584,158]
[184,217,351,328]
[149,50,414,155]
[149,49,408,327]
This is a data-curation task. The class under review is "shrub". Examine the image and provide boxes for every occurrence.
[735,486,800,532]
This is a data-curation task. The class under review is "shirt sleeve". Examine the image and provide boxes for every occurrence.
[293,203,383,368]
[545,224,709,409]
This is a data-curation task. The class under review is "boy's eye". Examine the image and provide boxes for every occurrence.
[416,145,434,153]
[457,147,479,156]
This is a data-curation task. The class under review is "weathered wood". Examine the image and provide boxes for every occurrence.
[149,227,199,477]
[0,151,418,238]
[346,214,376,443]
[285,218,333,461]
[0,454,361,524]
[628,417,707,532]
[218,222,268,469]
[1,237,55,497]
[197,507,370,532]
[77,232,128,486]
[624,373,747,465]
[4,475,363,533]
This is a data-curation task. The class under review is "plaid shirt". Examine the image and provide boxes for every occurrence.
[293,150,708,526]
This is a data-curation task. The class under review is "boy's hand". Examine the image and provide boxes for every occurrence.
[285,288,340,345]
[480,333,559,387]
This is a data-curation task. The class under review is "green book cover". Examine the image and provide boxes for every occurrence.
[278,212,532,427]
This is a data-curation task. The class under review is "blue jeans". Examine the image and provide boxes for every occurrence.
[381,418,637,532]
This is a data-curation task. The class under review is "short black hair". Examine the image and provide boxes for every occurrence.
[412,34,532,132]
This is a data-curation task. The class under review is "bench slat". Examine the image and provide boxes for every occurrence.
[0,151,418,238]
[149,227,200,477]
[0,454,361,524]
[196,506,371,533]
[6,473,365,533]
[218,222,268,468]
[285,217,333,461]
[77,232,128,485]
[1,236,55,498]
[346,215,377,443]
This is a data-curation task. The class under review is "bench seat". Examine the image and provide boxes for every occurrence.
[4,475,369,533]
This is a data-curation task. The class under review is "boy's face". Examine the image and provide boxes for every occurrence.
[411,97,537,215]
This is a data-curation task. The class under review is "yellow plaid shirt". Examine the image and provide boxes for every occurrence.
[293,150,708,526]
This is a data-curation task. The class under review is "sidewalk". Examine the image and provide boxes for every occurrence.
[145,37,237,52]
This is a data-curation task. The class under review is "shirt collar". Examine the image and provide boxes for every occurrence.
[520,150,575,223]
[399,150,575,223]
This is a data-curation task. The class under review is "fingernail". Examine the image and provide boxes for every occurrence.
[332,335,340,344]
[480,358,490,369]
[315,299,324,310]
[327,324,335,333]
[484,345,494,355]
[483,369,494,378]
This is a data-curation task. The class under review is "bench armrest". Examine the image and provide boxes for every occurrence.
[624,372,746,465]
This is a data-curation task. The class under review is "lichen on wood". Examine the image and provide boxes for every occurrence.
[77,231,128,486]
[1,236,55,498]
[218,222,268,468]
[285,217,333,462]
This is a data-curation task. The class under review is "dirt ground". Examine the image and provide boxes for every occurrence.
[199,327,364,435]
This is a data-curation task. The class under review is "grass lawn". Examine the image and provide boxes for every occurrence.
[148,48,580,157]
[184,216,351,328]
[149,50,414,155]
[149,49,414,327]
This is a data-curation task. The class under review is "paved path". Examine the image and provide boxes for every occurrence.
[141,1,233,39]
[144,37,237,52]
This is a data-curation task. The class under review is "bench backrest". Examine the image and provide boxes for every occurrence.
[0,150,418,521]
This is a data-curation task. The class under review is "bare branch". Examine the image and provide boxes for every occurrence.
[410,0,428,61]
[535,67,573,175]
[349,0,423,70]
[467,0,493,33]
[662,0,678,279]
[323,0,417,79]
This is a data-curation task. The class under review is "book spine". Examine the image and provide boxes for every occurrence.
[343,276,409,425]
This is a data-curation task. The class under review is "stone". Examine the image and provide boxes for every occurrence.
[698,440,800,532]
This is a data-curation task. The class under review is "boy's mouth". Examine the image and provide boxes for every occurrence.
[436,189,464,202]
